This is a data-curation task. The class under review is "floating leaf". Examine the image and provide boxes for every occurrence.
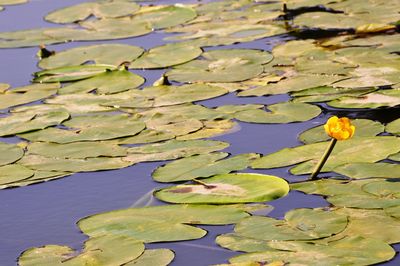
[334,162,400,179]
[152,153,259,182]
[39,44,144,69]
[125,139,229,163]
[238,75,343,97]
[114,129,175,145]
[234,208,347,241]
[78,204,250,243]
[27,141,127,159]
[18,245,75,266]
[132,5,197,29]
[0,83,59,109]
[291,86,376,103]
[234,102,321,124]
[2,170,70,189]
[386,118,400,135]
[145,113,203,136]
[155,173,289,204]
[327,179,400,209]
[166,49,272,83]
[0,142,24,166]
[130,42,202,69]
[105,84,228,108]
[33,65,116,83]
[18,154,133,172]
[229,236,395,266]
[216,233,275,253]
[176,119,238,140]
[332,208,400,244]
[19,234,144,266]
[0,111,69,137]
[0,164,34,185]
[45,1,140,24]
[251,137,400,175]
[19,114,145,143]
[124,249,174,266]
[299,119,384,144]
[327,89,400,109]
[59,68,144,95]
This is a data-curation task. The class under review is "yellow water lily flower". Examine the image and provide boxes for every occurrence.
[324,116,355,140]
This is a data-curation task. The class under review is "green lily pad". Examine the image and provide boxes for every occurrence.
[166,49,272,83]
[0,83,59,109]
[0,164,34,185]
[33,64,116,83]
[334,162,400,179]
[124,249,174,266]
[299,119,384,144]
[251,136,400,175]
[17,154,132,172]
[291,178,369,196]
[39,44,144,69]
[386,118,400,135]
[155,173,289,204]
[152,153,260,182]
[0,111,69,137]
[125,139,229,164]
[27,141,127,159]
[234,208,347,241]
[45,1,140,24]
[130,42,202,69]
[229,236,395,266]
[0,142,24,166]
[19,234,145,266]
[59,68,144,95]
[234,102,321,124]
[19,114,145,143]
[78,204,250,243]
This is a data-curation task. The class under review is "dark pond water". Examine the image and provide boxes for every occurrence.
[0,1,399,265]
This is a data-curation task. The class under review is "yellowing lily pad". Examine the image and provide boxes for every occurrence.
[155,173,289,204]
[0,164,34,185]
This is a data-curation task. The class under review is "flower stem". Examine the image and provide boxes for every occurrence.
[309,138,337,180]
